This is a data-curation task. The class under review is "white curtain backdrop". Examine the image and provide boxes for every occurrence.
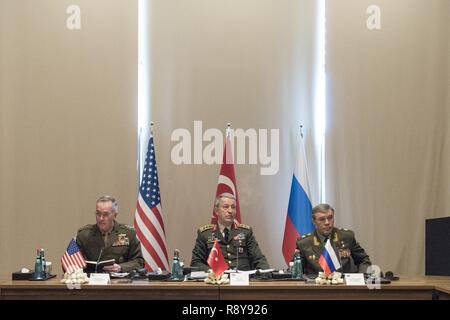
[145,0,321,269]
[325,0,450,275]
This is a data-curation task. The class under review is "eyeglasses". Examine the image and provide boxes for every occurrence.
[95,211,114,218]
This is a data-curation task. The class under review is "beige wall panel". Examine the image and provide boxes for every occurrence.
[326,0,449,275]
[0,0,137,274]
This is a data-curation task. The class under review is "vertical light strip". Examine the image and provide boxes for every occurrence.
[138,0,150,187]
[314,0,326,202]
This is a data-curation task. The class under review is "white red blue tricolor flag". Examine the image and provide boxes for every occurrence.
[318,239,341,276]
[282,132,314,265]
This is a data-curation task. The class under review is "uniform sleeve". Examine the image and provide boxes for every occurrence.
[119,231,144,273]
[350,232,372,273]
[247,229,270,269]
[190,231,211,272]
[76,232,88,260]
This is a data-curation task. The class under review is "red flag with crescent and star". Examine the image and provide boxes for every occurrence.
[211,128,241,224]
[207,240,228,276]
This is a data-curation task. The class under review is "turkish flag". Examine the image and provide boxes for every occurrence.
[207,240,229,276]
[211,131,241,224]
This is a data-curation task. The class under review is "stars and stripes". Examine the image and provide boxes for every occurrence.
[134,135,169,271]
[211,128,241,224]
[61,238,86,273]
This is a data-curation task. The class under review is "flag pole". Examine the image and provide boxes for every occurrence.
[226,122,231,138]
[137,126,142,194]
[300,124,312,202]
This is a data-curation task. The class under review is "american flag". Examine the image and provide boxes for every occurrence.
[211,129,241,224]
[134,135,169,271]
[61,238,86,273]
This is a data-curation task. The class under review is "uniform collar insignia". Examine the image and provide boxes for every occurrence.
[332,231,339,243]
[313,236,320,246]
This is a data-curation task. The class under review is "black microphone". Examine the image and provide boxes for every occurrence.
[385,271,399,281]
[95,248,104,273]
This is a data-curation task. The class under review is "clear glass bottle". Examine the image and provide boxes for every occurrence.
[33,248,43,279]
[40,248,46,277]
[291,249,303,279]
[171,249,183,280]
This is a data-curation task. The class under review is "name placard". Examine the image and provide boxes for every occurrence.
[88,273,110,285]
[344,273,366,286]
[230,272,249,286]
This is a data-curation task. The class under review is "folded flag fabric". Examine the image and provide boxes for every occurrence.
[318,239,341,276]
[61,238,86,273]
[207,240,228,276]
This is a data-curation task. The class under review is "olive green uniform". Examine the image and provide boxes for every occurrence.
[296,227,371,277]
[76,222,144,273]
[191,223,270,271]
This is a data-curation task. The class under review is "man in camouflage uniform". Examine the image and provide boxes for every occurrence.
[191,193,270,271]
[76,195,144,273]
[296,203,371,277]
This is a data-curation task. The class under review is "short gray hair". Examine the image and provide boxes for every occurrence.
[214,193,236,208]
[96,195,119,213]
[312,203,334,218]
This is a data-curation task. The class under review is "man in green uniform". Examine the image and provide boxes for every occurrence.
[190,193,270,272]
[76,195,144,273]
[296,203,371,277]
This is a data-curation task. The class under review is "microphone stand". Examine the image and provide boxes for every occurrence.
[95,248,104,274]
[235,243,239,273]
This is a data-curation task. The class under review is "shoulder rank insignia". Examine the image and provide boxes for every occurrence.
[237,223,251,230]
[199,224,214,232]
[301,233,311,240]
[122,225,135,231]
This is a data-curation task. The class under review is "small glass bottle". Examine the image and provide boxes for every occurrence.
[40,248,46,278]
[291,249,303,279]
[171,249,183,280]
[34,248,43,279]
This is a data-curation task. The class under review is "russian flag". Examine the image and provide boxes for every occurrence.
[282,131,314,265]
[318,239,341,275]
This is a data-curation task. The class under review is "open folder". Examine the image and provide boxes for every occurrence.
[85,259,115,273]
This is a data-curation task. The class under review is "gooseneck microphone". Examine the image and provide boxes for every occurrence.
[95,248,104,273]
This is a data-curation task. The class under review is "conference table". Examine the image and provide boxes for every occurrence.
[0,275,449,300]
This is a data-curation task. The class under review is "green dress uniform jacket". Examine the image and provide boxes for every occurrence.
[296,227,371,277]
[76,222,144,273]
[190,223,270,272]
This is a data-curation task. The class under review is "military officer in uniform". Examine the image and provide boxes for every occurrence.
[76,195,144,273]
[296,203,371,277]
[190,193,270,271]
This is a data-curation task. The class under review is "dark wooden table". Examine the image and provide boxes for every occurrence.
[1,275,449,300]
